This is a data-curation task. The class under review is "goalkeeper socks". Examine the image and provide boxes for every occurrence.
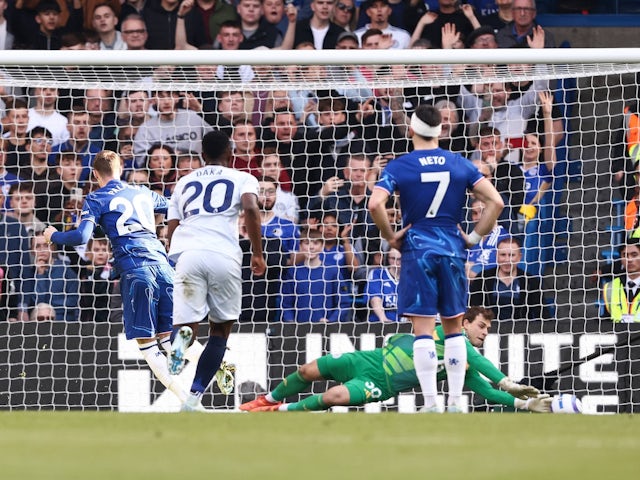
[413,335,438,408]
[190,336,227,394]
[285,394,327,411]
[444,333,467,406]
[271,371,311,401]
[138,340,187,403]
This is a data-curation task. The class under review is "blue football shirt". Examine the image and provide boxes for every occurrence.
[376,148,483,259]
[81,180,169,274]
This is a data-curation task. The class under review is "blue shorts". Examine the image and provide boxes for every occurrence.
[398,251,467,319]
[120,264,174,340]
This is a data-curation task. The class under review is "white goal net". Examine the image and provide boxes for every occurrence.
[0,49,639,414]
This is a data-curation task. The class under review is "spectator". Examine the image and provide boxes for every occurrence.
[258,176,299,258]
[27,87,69,147]
[318,210,359,280]
[119,13,149,50]
[133,89,214,167]
[306,152,379,265]
[469,236,549,321]
[280,227,351,322]
[365,247,401,322]
[92,3,125,49]
[216,90,251,134]
[410,0,476,48]
[50,108,101,185]
[84,88,117,152]
[262,107,322,209]
[0,0,15,50]
[16,0,83,50]
[231,119,262,176]
[354,0,410,49]
[495,0,555,48]
[146,143,177,197]
[602,236,640,323]
[259,149,297,221]
[238,210,287,322]
[0,205,32,320]
[46,150,83,226]
[6,182,45,235]
[465,24,498,49]
[117,89,153,128]
[142,0,208,49]
[0,138,20,210]
[331,0,355,32]
[480,0,513,33]
[294,0,345,49]
[29,302,57,321]
[475,125,525,234]
[2,98,30,176]
[79,236,116,321]
[237,0,296,49]
[175,150,202,181]
[262,0,289,37]
[434,98,469,155]
[18,127,54,187]
[466,197,511,278]
[23,232,79,322]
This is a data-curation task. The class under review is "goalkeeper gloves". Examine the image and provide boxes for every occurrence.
[215,361,236,395]
[498,377,540,399]
[514,394,553,413]
[518,204,537,224]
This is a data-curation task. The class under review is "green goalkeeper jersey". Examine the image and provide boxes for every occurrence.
[381,326,516,407]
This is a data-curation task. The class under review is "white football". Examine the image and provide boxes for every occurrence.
[551,394,583,414]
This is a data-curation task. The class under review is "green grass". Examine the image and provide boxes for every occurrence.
[0,412,637,479]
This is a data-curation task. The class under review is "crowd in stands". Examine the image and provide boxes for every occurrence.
[0,0,597,323]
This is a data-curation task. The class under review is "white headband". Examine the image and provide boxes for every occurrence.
[410,113,442,138]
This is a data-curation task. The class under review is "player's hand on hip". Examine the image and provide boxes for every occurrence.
[388,224,411,250]
[251,255,266,276]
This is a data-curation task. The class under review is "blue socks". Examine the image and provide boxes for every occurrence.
[190,336,227,395]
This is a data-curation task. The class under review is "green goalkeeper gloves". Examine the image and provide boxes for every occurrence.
[514,394,553,413]
[498,377,540,399]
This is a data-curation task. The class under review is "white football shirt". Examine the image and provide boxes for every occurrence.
[167,164,259,263]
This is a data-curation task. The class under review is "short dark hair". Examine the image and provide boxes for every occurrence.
[464,306,495,323]
[413,104,442,140]
[28,126,53,140]
[201,131,231,165]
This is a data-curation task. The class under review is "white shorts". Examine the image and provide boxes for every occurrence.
[173,249,242,325]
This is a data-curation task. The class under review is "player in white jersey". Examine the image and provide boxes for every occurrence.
[166,131,266,412]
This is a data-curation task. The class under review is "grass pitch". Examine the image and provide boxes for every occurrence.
[0,412,637,480]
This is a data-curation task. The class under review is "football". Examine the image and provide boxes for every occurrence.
[551,394,583,414]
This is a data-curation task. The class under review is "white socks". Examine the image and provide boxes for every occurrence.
[139,340,188,403]
[444,334,467,407]
[413,336,438,409]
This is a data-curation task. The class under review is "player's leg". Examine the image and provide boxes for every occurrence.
[183,254,242,411]
[120,266,188,403]
[240,359,324,411]
[438,256,469,412]
[399,252,441,411]
[170,252,210,375]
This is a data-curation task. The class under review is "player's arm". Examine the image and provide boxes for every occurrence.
[463,179,504,248]
[242,192,266,276]
[44,220,94,246]
[369,187,411,250]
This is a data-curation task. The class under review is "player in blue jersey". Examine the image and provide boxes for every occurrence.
[43,150,188,405]
[368,104,504,413]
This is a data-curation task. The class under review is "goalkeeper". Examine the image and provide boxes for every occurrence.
[241,306,551,413]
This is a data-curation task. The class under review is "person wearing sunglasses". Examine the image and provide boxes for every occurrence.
[354,0,410,49]
[332,0,355,31]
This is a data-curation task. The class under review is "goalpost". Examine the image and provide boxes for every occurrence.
[0,48,639,414]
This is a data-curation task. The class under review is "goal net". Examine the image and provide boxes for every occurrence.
[0,49,639,414]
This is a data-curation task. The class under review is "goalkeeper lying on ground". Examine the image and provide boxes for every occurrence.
[241,306,551,413]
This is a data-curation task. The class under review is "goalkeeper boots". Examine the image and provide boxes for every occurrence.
[252,404,283,412]
[239,395,281,412]
[168,326,193,375]
[215,361,236,395]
